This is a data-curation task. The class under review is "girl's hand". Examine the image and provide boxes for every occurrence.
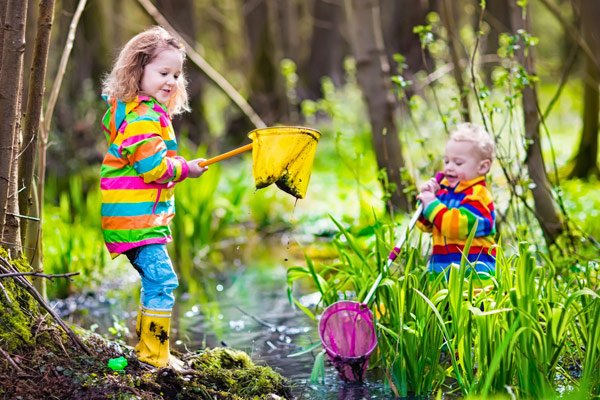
[187,158,208,178]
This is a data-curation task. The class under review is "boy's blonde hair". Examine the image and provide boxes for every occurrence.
[102,26,189,115]
[450,123,495,161]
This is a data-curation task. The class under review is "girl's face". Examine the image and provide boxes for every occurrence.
[139,48,183,105]
[443,139,490,186]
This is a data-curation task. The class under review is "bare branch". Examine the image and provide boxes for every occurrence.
[42,0,87,138]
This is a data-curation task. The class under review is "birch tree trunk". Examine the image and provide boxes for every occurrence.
[569,0,600,178]
[509,3,563,245]
[344,0,409,213]
[0,0,27,254]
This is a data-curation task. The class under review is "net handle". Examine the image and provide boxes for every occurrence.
[199,143,253,167]
[362,173,444,305]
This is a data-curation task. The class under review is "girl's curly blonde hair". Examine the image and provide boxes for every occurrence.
[102,26,189,115]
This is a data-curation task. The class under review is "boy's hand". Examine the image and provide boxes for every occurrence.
[417,190,436,208]
[419,177,441,193]
[417,177,440,208]
[187,158,208,178]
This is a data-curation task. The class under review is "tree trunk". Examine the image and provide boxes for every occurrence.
[344,0,410,213]
[19,0,55,244]
[509,2,563,245]
[381,0,432,95]
[440,0,470,121]
[482,0,510,84]
[225,0,289,141]
[569,0,600,178]
[303,0,347,99]
[0,0,27,253]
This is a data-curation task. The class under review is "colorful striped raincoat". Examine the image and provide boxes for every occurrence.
[100,95,189,258]
[417,176,496,277]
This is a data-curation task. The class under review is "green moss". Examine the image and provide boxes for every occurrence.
[187,348,291,399]
[0,248,39,351]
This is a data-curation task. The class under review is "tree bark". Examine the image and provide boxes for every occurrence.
[569,0,600,178]
[0,0,27,253]
[344,0,409,213]
[0,0,7,59]
[19,0,55,242]
[509,2,563,245]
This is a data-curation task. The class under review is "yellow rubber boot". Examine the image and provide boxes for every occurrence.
[135,306,142,339]
[135,308,172,368]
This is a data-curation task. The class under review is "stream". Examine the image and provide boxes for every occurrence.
[52,234,396,399]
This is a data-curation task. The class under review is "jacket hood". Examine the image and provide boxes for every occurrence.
[102,95,159,144]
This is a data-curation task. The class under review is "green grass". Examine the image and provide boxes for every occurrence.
[287,217,599,398]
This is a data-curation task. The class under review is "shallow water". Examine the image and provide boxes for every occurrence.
[52,236,396,399]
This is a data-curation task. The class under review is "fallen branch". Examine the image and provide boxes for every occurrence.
[0,256,91,355]
[0,271,79,280]
[0,345,24,374]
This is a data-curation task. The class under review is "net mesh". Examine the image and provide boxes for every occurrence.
[318,301,377,382]
[248,126,320,199]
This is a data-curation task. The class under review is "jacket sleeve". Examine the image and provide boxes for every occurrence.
[416,214,433,233]
[119,119,189,184]
[423,186,495,240]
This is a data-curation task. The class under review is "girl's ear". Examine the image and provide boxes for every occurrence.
[478,159,491,175]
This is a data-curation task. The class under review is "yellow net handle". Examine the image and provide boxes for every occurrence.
[198,143,253,167]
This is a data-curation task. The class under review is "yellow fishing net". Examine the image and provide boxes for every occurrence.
[248,126,321,199]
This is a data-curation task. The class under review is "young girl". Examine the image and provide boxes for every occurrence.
[100,26,207,369]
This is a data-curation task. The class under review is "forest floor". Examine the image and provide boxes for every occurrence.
[0,320,292,400]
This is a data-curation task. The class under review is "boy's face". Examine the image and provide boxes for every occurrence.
[443,139,491,186]
[139,48,183,105]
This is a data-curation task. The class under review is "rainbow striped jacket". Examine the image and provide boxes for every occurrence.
[416,176,496,277]
[100,96,189,258]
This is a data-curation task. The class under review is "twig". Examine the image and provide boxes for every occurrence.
[0,280,10,303]
[0,346,24,374]
[0,257,91,355]
[5,212,40,222]
[0,271,79,280]
[234,305,276,329]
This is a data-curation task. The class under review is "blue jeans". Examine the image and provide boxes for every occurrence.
[125,244,179,310]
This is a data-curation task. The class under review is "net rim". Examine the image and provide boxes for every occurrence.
[318,300,378,357]
[248,125,321,141]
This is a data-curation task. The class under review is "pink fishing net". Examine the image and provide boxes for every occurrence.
[318,301,377,382]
